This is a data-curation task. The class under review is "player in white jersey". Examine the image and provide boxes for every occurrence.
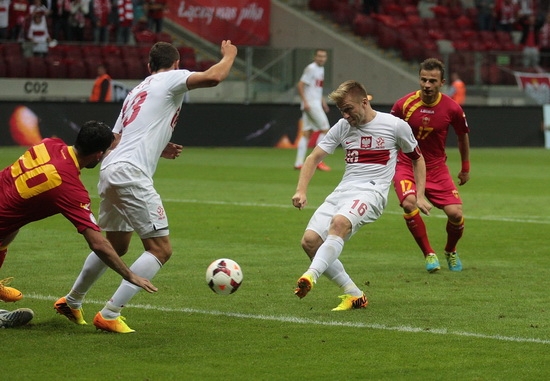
[55,41,237,333]
[294,49,332,171]
[292,80,431,311]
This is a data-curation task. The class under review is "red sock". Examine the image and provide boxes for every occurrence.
[404,209,435,256]
[445,218,464,253]
[0,248,6,269]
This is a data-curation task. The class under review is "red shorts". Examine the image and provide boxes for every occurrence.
[393,162,462,209]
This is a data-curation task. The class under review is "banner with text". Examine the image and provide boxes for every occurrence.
[514,71,550,105]
[166,0,270,46]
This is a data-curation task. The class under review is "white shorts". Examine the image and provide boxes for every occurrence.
[306,187,386,241]
[302,104,330,132]
[98,162,169,239]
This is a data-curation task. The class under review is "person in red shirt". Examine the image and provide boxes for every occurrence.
[391,58,471,273]
[8,0,29,41]
[0,121,157,307]
[146,0,166,33]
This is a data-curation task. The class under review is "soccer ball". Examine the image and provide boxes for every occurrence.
[206,258,243,295]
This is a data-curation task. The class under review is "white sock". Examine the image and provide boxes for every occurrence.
[101,251,162,319]
[294,135,308,167]
[307,235,344,281]
[66,252,108,309]
[323,260,363,297]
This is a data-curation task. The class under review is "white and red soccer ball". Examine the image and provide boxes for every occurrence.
[206,258,243,295]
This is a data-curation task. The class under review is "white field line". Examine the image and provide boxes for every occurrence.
[162,198,550,225]
[33,294,550,345]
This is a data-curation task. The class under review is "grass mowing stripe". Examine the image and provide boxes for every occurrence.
[30,293,550,345]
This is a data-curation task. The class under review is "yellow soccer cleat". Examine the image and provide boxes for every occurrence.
[0,277,23,302]
[54,297,87,325]
[331,293,368,311]
[294,274,314,299]
[93,312,135,333]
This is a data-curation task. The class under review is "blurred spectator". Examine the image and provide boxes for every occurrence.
[69,0,89,41]
[0,0,9,40]
[475,0,495,31]
[90,64,112,102]
[52,0,72,40]
[516,0,536,20]
[27,10,51,56]
[90,0,110,43]
[362,0,379,15]
[132,0,145,24]
[116,0,133,43]
[494,0,518,33]
[9,0,29,41]
[448,72,466,105]
[520,14,543,67]
[29,0,49,15]
[539,12,550,67]
[146,0,165,33]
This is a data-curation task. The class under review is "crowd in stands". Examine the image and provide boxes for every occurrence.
[0,0,211,80]
[0,0,167,44]
[309,0,550,84]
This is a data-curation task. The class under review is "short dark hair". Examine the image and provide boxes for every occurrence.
[149,42,180,73]
[74,120,114,156]
[419,58,445,80]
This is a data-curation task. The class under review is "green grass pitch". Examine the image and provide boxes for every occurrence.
[1,146,549,380]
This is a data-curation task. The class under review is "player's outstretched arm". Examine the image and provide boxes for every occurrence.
[187,40,238,90]
[81,229,158,293]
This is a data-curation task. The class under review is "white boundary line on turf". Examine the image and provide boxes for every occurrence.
[33,294,550,345]
[163,198,550,225]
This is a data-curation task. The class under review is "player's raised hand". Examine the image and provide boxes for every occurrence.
[220,40,237,58]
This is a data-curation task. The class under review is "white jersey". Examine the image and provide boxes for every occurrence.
[299,62,324,106]
[318,111,418,201]
[103,69,193,178]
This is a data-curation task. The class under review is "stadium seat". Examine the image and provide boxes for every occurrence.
[45,58,67,78]
[101,45,122,60]
[180,56,197,71]
[120,45,140,60]
[123,58,147,79]
[65,59,88,79]
[0,60,6,77]
[104,57,127,79]
[5,56,27,77]
[134,30,156,44]
[64,45,82,60]
[0,43,23,60]
[155,32,173,43]
[26,56,49,78]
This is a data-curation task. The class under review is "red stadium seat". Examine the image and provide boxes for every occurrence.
[5,56,27,77]
[123,58,146,79]
[45,58,67,78]
[0,60,6,77]
[65,59,89,79]
[134,30,156,44]
[155,32,173,43]
[104,57,127,79]
[0,43,23,60]
[26,56,49,78]
[101,45,122,60]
